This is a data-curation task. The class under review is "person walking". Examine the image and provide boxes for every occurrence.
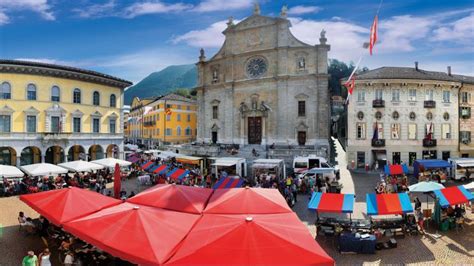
[22,251,38,266]
[416,209,425,234]
[414,197,422,210]
[39,248,52,266]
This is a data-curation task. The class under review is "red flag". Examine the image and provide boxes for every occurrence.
[369,15,378,55]
[113,163,121,199]
[344,76,356,95]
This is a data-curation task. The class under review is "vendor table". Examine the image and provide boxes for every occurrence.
[338,232,376,254]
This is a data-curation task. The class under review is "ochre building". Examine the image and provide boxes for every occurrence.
[0,60,132,165]
[127,93,197,147]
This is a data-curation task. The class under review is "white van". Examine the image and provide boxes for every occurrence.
[293,155,338,180]
[448,158,474,181]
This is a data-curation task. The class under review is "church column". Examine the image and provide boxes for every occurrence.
[261,116,267,146]
[240,116,245,145]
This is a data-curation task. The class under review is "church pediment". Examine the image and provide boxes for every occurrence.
[45,104,66,114]
[295,93,309,100]
[295,122,309,130]
[211,123,220,131]
[91,111,103,117]
[71,109,84,117]
[210,99,221,105]
[232,15,278,31]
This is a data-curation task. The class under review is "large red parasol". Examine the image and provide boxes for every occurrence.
[113,163,121,199]
[204,187,292,214]
[127,184,213,214]
[63,202,201,265]
[164,213,334,265]
[20,187,121,226]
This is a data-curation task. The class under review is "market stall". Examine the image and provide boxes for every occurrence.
[91,158,132,168]
[432,186,473,231]
[166,168,190,181]
[212,176,244,189]
[175,155,205,175]
[251,159,286,181]
[308,192,354,214]
[0,164,25,178]
[20,163,68,176]
[413,160,451,183]
[58,160,104,173]
[210,157,247,178]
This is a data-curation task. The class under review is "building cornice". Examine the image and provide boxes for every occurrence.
[0,60,132,89]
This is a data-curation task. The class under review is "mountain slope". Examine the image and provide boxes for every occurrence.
[125,64,197,104]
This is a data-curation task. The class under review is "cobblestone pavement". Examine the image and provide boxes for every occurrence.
[1,138,473,265]
[291,138,474,265]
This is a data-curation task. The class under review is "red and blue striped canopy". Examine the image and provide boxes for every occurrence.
[384,164,409,175]
[308,192,354,213]
[153,165,168,174]
[213,177,244,189]
[433,185,474,208]
[366,193,413,215]
[141,161,153,170]
[166,168,189,180]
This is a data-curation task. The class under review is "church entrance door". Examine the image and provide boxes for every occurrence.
[211,132,218,144]
[248,117,262,144]
[297,131,306,146]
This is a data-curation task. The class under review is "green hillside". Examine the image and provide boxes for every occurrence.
[124,64,197,104]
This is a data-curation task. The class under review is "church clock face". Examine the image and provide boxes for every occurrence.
[246,57,267,78]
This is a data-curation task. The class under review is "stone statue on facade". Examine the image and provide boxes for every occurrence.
[199,48,206,62]
[239,102,248,117]
[280,5,288,18]
[254,3,260,15]
[298,57,305,69]
[319,29,327,45]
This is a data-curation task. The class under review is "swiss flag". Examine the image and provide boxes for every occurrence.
[344,76,356,95]
[369,15,378,55]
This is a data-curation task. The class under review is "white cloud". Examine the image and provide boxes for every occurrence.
[0,10,9,25]
[122,1,192,18]
[0,0,54,23]
[377,15,434,53]
[172,19,232,48]
[193,0,253,12]
[432,12,474,44]
[289,17,368,62]
[287,5,321,15]
[72,0,116,19]
[14,58,74,66]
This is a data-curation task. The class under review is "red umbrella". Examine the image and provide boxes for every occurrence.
[113,163,121,199]
[20,187,121,226]
[204,187,292,214]
[164,213,334,265]
[63,202,201,265]
[127,184,213,214]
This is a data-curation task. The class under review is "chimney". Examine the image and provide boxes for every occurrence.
[447,66,452,76]
[415,61,418,71]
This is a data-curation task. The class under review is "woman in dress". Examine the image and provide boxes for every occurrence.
[38,248,51,266]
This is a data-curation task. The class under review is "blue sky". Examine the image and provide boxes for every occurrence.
[0,0,473,83]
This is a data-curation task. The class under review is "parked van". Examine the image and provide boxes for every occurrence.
[293,155,338,180]
[448,158,474,181]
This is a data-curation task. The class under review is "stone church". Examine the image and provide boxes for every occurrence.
[195,4,331,152]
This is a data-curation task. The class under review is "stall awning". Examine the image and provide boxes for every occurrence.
[308,192,354,213]
[252,163,277,169]
[384,164,409,175]
[212,177,244,189]
[127,156,140,163]
[212,161,237,167]
[153,164,168,174]
[140,161,152,169]
[457,162,474,168]
[366,193,413,215]
[166,168,189,180]
[148,165,160,173]
[433,185,474,208]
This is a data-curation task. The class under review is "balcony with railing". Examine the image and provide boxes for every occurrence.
[424,100,436,108]
[371,139,385,147]
[423,138,437,147]
[372,99,385,108]
[144,121,156,127]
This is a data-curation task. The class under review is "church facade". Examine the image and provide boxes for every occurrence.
[195,5,331,151]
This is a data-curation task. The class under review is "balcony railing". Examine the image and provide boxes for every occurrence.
[144,121,156,127]
[423,138,437,147]
[371,139,385,147]
[372,99,385,108]
[424,100,436,108]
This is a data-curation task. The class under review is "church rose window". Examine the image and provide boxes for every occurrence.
[246,57,267,78]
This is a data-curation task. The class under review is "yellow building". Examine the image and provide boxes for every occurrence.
[127,93,197,147]
[0,60,132,166]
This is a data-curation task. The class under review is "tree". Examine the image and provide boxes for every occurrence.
[328,59,354,98]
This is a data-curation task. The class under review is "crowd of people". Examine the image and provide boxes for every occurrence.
[375,174,409,194]
[1,169,116,197]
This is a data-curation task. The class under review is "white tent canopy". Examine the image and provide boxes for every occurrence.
[464,182,474,190]
[58,160,104,172]
[0,165,25,178]
[90,158,132,168]
[20,163,68,176]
